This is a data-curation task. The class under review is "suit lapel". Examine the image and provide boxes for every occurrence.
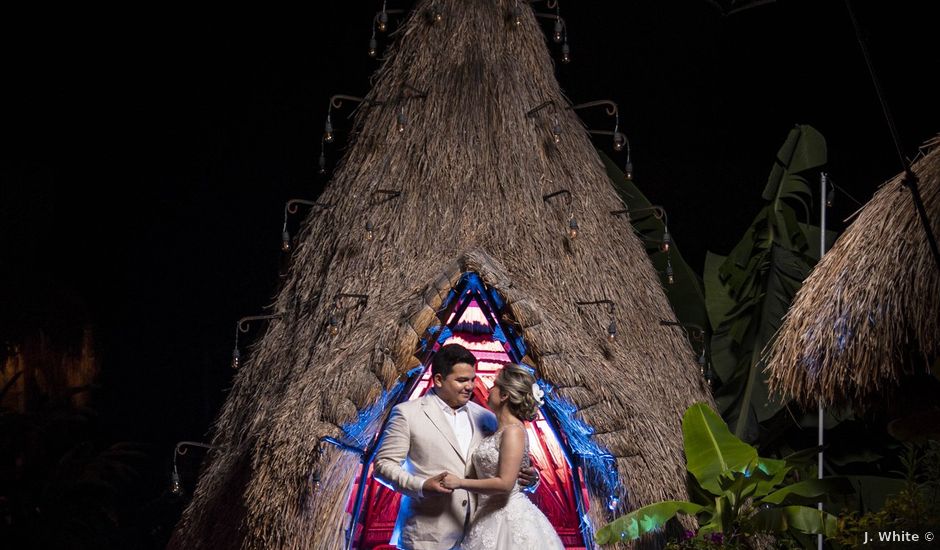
[422,395,465,462]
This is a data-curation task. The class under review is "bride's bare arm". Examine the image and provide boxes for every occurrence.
[452,426,525,495]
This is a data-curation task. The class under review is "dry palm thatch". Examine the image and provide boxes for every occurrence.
[766,135,940,410]
[170,1,711,548]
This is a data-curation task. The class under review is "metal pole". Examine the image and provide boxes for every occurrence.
[818,172,828,550]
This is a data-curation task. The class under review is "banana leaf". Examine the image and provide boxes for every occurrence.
[595,500,704,544]
[748,505,839,536]
[703,125,829,441]
[683,402,758,493]
[760,477,853,506]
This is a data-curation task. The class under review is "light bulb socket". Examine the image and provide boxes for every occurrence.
[561,42,570,64]
[323,117,334,143]
[378,11,388,32]
[281,230,291,252]
[318,152,327,174]
[231,347,240,369]
[397,111,407,133]
[568,217,579,239]
[661,230,671,253]
[368,37,378,58]
[511,7,522,27]
[624,160,634,181]
[666,262,675,285]
[365,220,375,242]
[553,20,563,43]
[826,188,835,208]
[607,320,617,341]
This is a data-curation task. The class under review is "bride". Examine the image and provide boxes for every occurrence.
[441,364,564,550]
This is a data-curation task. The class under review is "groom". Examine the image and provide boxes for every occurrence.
[373,343,537,549]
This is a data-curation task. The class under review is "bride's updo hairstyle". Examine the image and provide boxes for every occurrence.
[493,364,541,422]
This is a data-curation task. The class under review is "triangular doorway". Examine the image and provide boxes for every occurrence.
[346,273,587,549]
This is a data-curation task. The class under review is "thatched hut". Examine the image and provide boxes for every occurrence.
[766,136,940,409]
[170,1,710,548]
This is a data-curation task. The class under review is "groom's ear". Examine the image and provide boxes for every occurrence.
[431,372,443,388]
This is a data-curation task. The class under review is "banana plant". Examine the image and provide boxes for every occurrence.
[704,125,836,440]
[595,403,847,545]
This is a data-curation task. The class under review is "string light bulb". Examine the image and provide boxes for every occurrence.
[660,227,671,253]
[430,7,443,23]
[368,36,378,58]
[365,220,375,242]
[666,259,675,285]
[624,158,634,181]
[318,151,327,174]
[613,131,626,152]
[553,19,563,43]
[607,320,617,342]
[231,347,240,369]
[170,468,183,496]
[377,10,388,32]
[568,217,579,239]
[281,230,291,252]
[328,314,340,336]
[551,119,561,144]
[826,187,835,208]
[397,109,407,134]
[608,495,620,511]
[511,6,523,27]
[698,348,707,367]
[323,115,334,143]
[561,42,571,64]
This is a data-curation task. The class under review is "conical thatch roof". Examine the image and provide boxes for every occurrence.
[766,135,940,409]
[170,1,710,548]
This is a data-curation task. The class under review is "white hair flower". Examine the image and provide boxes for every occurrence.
[531,383,545,406]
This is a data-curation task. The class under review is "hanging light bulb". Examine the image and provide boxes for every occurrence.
[281,230,291,252]
[826,187,835,208]
[613,131,626,152]
[377,10,388,32]
[231,347,240,369]
[323,115,334,143]
[608,495,620,511]
[698,348,707,367]
[568,217,579,239]
[170,468,183,496]
[666,259,675,285]
[328,313,340,336]
[561,42,571,64]
[318,151,327,174]
[703,366,716,388]
[397,109,407,134]
[624,158,634,181]
[553,19,563,43]
[430,7,443,23]
[368,36,378,58]
[511,6,523,27]
[660,227,671,253]
[551,119,561,144]
[365,220,375,242]
[607,320,617,342]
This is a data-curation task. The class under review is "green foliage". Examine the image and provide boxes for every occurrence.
[596,403,847,546]
[703,125,837,441]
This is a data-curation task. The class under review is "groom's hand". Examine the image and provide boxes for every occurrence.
[422,472,453,494]
[518,466,539,490]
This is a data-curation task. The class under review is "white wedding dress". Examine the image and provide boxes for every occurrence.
[462,425,566,550]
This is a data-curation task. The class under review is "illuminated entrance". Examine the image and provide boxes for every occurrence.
[345,274,588,549]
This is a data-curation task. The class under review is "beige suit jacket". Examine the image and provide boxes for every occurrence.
[373,392,497,550]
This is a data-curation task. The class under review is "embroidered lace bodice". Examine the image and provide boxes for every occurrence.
[463,424,564,550]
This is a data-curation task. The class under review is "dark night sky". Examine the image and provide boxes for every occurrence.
[3,1,939,450]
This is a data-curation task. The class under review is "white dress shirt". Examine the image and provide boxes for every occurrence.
[430,390,474,458]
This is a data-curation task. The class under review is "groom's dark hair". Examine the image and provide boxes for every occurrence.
[431,343,477,379]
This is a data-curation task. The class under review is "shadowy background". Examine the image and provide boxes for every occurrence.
[2,1,938,547]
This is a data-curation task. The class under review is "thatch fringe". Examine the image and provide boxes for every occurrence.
[170,1,710,548]
[766,135,940,409]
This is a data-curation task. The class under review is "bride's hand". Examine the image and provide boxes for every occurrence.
[441,472,463,490]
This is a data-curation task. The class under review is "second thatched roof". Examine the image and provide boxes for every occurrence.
[766,136,940,409]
